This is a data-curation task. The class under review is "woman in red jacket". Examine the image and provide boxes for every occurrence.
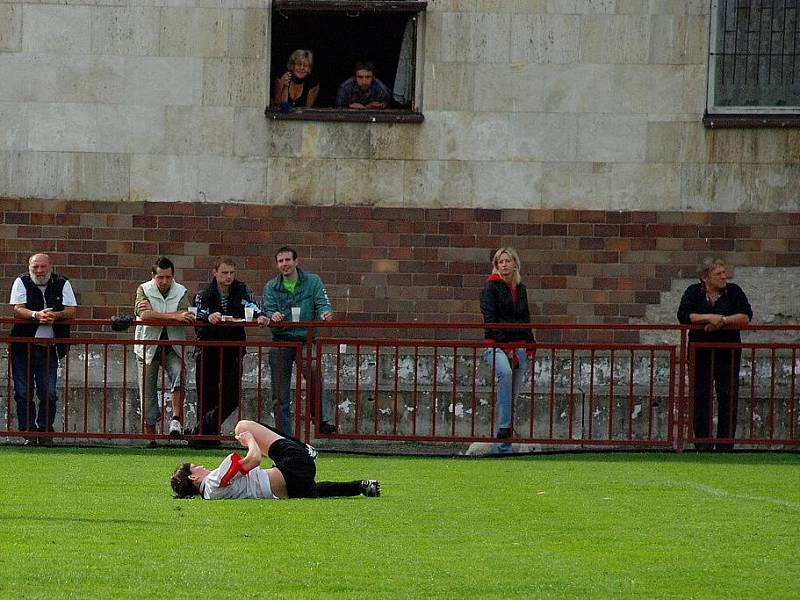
[479,248,535,445]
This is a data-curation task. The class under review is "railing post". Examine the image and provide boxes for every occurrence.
[304,323,314,443]
[677,328,687,452]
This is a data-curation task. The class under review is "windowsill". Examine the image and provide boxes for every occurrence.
[274,0,428,11]
[703,112,800,128]
[266,108,424,123]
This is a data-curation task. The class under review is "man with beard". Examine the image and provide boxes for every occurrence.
[9,253,78,444]
[190,257,268,447]
[335,60,392,109]
[134,256,194,446]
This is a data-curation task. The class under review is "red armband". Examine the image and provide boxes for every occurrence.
[219,453,251,488]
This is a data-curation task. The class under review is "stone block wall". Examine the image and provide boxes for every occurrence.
[0,1,797,211]
[1,199,798,341]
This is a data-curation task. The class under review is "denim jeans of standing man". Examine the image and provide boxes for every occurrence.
[269,344,330,437]
[12,343,59,432]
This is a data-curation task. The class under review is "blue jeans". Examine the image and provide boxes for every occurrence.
[269,344,329,437]
[483,347,528,434]
[11,343,59,432]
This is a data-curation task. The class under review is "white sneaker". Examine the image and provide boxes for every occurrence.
[169,418,183,438]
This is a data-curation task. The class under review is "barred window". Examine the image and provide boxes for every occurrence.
[705,0,800,127]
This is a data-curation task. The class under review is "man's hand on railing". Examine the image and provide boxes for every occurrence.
[35,308,56,324]
[175,310,195,324]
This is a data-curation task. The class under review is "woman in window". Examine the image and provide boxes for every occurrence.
[272,49,320,109]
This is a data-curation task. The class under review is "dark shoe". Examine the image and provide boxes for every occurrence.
[694,442,713,451]
[144,423,157,447]
[23,437,38,447]
[714,443,734,452]
[319,421,337,435]
[305,443,318,459]
[497,428,512,439]
[38,436,53,447]
[362,480,381,497]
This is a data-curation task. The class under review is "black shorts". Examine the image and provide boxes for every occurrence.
[268,438,317,498]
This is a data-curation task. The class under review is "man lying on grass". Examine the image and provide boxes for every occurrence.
[170,420,380,500]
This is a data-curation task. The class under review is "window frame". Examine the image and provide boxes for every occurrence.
[266,0,426,124]
[704,0,800,128]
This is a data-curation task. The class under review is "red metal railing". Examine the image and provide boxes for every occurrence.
[2,318,798,451]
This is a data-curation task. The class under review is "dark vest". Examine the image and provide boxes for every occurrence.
[195,278,248,342]
[11,274,72,357]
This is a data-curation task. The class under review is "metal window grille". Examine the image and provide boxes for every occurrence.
[708,0,800,112]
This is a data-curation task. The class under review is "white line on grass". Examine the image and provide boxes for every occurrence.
[681,482,800,510]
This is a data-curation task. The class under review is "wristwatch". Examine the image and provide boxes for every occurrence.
[31,311,37,321]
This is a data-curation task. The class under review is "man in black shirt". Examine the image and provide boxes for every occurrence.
[191,257,268,445]
[677,258,752,450]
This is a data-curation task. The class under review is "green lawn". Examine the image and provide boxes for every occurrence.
[0,448,797,599]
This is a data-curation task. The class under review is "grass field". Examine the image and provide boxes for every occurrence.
[0,447,797,599]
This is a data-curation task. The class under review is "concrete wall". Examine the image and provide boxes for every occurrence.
[0,0,797,211]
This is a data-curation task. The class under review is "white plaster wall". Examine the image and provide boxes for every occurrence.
[0,0,797,210]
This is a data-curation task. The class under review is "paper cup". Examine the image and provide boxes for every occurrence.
[244,307,254,321]
[291,307,301,322]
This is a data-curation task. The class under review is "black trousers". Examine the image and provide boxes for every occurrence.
[268,438,363,499]
[692,347,742,443]
[195,346,243,435]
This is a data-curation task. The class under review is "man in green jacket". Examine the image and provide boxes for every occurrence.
[262,246,336,436]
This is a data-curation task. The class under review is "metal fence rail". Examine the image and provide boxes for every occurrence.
[1,319,799,452]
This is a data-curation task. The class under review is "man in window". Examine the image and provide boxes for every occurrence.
[335,60,392,109]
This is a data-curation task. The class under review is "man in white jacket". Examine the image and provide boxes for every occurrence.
[134,256,194,445]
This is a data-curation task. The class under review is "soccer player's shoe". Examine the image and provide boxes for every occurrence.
[362,480,381,497]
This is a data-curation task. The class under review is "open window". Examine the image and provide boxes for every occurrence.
[704,0,800,127]
[267,0,426,123]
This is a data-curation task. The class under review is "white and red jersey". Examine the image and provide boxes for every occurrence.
[200,453,277,500]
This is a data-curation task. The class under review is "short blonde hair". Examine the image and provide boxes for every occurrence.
[287,49,314,72]
[491,247,521,286]
[697,257,727,280]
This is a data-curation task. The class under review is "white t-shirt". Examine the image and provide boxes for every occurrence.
[200,453,276,500]
[9,277,78,339]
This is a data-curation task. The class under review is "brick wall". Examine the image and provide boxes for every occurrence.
[2,198,799,342]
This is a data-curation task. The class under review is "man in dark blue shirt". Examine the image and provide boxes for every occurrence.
[677,258,753,450]
[335,61,392,109]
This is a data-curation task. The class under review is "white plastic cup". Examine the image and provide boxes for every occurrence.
[244,307,254,322]
[291,307,301,322]
[188,307,197,317]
